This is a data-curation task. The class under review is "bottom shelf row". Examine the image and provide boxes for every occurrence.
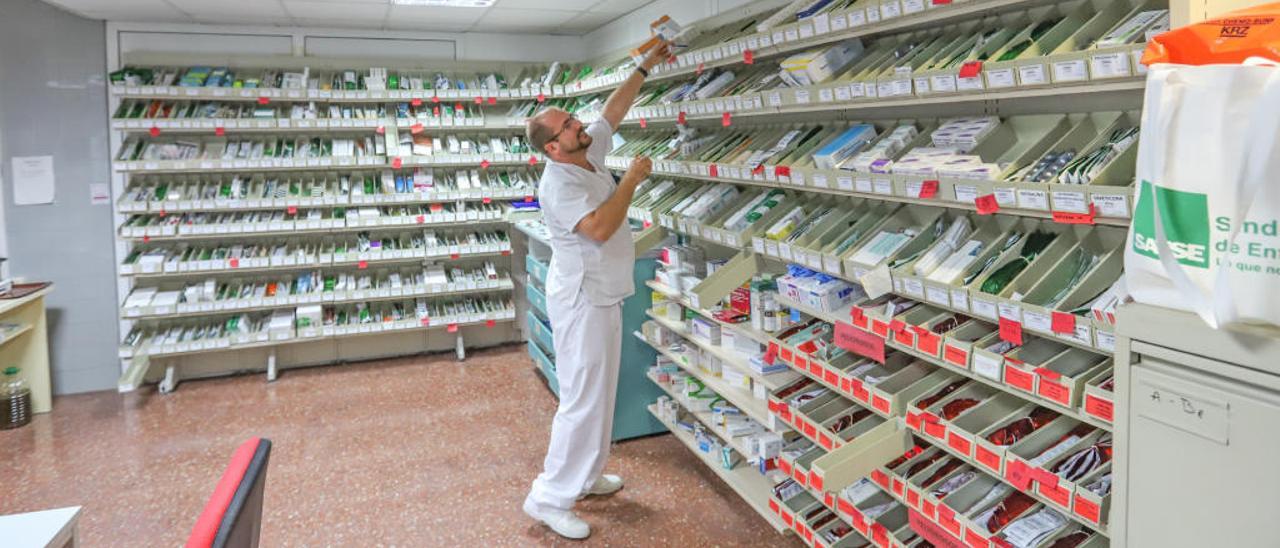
[648,362,1110,548]
[120,296,517,358]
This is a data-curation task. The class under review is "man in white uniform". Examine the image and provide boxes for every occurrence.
[522,40,672,539]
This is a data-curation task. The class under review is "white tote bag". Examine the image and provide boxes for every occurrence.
[1125,61,1280,328]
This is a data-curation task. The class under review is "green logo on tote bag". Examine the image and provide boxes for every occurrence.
[1132,181,1211,269]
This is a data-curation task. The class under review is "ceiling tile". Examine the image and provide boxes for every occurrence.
[283,1,384,20]
[474,7,578,26]
[76,7,193,23]
[293,17,390,29]
[167,0,289,22]
[385,5,487,23]
[588,0,653,15]
[495,0,599,10]
[559,11,616,33]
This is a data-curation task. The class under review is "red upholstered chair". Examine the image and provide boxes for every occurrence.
[186,437,273,548]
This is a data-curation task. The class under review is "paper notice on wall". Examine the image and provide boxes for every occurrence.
[90,183,111,205]
[12,156,55,205]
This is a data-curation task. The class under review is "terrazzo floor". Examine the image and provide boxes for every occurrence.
[1,344,801,546]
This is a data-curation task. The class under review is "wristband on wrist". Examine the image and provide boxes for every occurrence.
[636,66,650,78]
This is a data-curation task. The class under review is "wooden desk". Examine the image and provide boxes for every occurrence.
[0,286,53,413]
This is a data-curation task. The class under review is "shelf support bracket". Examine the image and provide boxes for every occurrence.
[158,364,178,395]
[266,349,278,382]
[455,332,466,361]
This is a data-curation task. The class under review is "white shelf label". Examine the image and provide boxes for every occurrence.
[794,90,811,104]
[1017,189,1049,211]
[1023,310,1052,333]
[880,1,901,19]
[873,178,893,195]
[950,289,969,312]
[768,92,783,107]
[1095,330,1116,352]
[834,86,852,102]
[1092,193,1130,218]
[819,88,834,103]
[837,176,854,191]
[1052,191,1089,214]
[848,11,867,27]
[994,187,1017,207]
[931,75,958,93]
[1052,60,1089,82]
[855,177,872,193]
[972,352,1003,381]
[954,184,978,204]
[925,286,950,307]
[811,174,829,188]
[957,76,985,91]
[971,298,998,319]
[1018,64,1048,86]
[1090,52,1131,79]
[902,0,925,13]
[901,277,924,297]
[986,68,1016,88]
[998,302,1022,322]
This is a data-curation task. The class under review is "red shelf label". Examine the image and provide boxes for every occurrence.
[743,49,755,65]
[920,179,939,199]
[948,432,973,456]
[149,126,160,137]
[1053,204,1097,225]
[1004,460,1033,491]
[722,111,732,127]
[975,194,1000,215]
[823,369,838,386]
[964,527,990,548]
[411,123,424,134]
[918,331,941,355]
[215,127,226,136]
[872,469,889,489]
[998,317,1023,345]
[391,157,403,169]
[834,321,885,363]
[809,470,824,491]
[474,96,483,105]
[257,96,270,105]
[536,93,545,103]
[873,394,891,415]
[1084,394,1115,422]
[375,126,386,135]
[1005,365,1035,392]
[447,323,459,333]
[357,260,368,269]
[959,60,984,78]
[944,345,969,367]
[411,98,423,106]
[486,319,496,328]
[1074,495,1101,524]
[1051,311,1077,333]
[976,445,1002,472]
[228,258,239,268]
[708,164,719,177]
[906,488,920,508]
[924,420,947,440]
[1037,378,1071,406]
[488,97,497,105]
[639,117,647,128]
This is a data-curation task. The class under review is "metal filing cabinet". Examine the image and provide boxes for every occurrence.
[1114,303,1280,548]
[514,219,666,441]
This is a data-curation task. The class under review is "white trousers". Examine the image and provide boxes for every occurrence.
[526,289,622,513]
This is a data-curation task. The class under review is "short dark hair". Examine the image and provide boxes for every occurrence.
[527,107,566,154]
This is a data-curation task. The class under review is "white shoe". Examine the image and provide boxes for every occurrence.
[581,474,624,498]
[523,498,590,540]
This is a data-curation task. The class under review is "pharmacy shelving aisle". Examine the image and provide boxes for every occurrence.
[106,58,574,393]
[513,219,667,441]
[597,0,1179,544]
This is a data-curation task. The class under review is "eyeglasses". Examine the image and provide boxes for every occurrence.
[547,114,579,143]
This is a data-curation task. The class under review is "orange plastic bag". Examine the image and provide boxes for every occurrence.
[1142,3,1280,65]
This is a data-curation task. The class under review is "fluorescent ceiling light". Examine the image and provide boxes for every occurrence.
[390,0,495,6]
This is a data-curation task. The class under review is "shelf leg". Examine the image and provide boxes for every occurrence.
[266,349,278,383]
[455,332,466,361]
[158,365,178,395]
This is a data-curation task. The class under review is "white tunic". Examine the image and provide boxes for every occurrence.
[537,119,636,307]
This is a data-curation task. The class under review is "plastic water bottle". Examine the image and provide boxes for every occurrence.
[2,366,31,430]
